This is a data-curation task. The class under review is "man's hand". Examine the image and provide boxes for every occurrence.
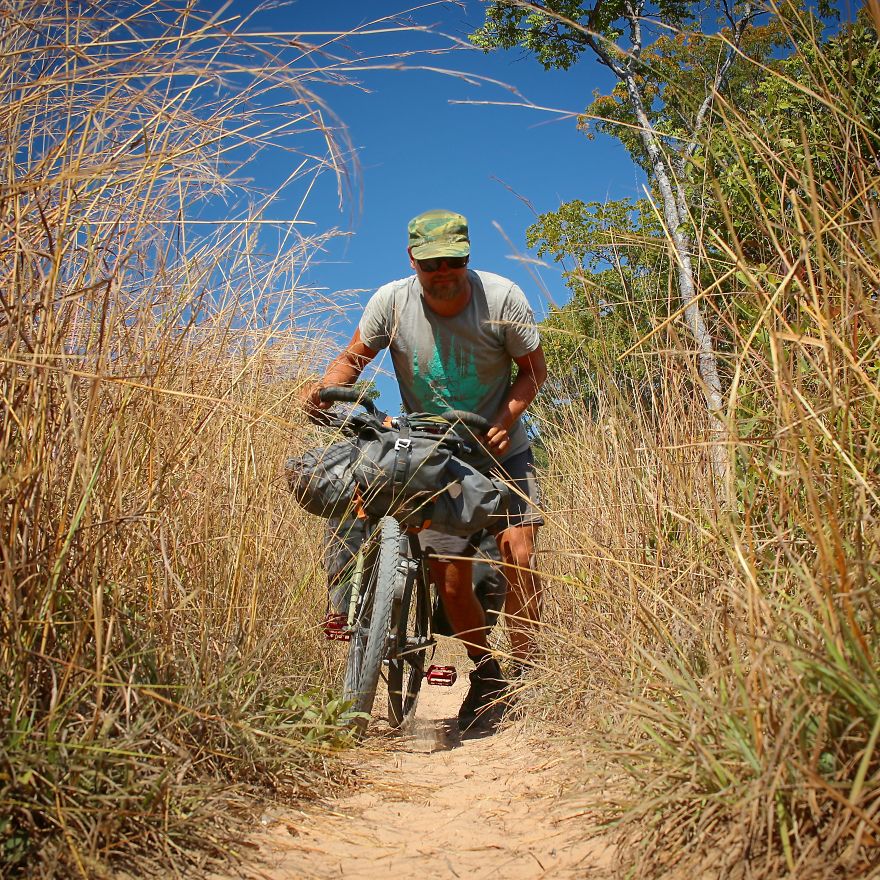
[484,423,511,456]
[300,381,330,414]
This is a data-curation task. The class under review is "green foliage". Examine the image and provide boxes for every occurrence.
[472,1,588,70]
[583,17,791,173]
[0,815,30,871]
[479,2,875,412]
[263,689,369,747]
[473,1,794,432]
[351,378,381,402]
[529,198,667,397]
[705,10,880,262]
[472,0,693,71]
[474,1,790,166]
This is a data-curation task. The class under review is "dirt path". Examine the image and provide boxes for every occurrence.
[226,646,616,880]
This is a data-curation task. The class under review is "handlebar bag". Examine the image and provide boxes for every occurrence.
[351,427,509,534]
[352,427,451,501]
[419,458,510,535]
[287,423,509,534]
[285,440,358,518]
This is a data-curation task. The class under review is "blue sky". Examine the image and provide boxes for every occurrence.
[223,0,645,408]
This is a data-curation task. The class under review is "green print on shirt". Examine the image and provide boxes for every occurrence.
[412,340,484,414]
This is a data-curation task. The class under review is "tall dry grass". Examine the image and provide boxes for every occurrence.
[0,1,376,875]
[532,6,879,877]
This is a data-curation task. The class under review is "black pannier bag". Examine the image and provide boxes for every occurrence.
[286,419,509,536]
[415,455,509,536]
[285,440,358,518]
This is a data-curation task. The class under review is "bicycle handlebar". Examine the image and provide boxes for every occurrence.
[440,410,492,435]
[315,387,491,435]
[318,385,379,414]
[311,386,497,459]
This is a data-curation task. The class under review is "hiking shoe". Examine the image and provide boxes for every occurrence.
[457,656,509,733]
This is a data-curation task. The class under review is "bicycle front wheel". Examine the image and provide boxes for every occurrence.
[387,547,430,729]
[343,516,401,738]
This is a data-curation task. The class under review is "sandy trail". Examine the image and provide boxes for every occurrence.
[227,644,615,880]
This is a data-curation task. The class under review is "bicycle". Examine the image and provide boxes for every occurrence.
[304,385,502,738]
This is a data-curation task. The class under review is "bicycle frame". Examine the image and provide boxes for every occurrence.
[340,516,436,660]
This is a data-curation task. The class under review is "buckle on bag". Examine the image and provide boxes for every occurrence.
[394,437,412,451]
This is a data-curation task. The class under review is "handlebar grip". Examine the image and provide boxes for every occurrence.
[441,410,492,435]
[318,385,361,404]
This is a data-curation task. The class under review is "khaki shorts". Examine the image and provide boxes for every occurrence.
[419,447,543,559]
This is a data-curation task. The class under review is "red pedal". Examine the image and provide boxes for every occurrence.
[426,665,457,686]
[323,613,351,641]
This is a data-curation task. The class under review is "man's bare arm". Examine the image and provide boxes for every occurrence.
[486,344,548,455]
[302,328,379,410]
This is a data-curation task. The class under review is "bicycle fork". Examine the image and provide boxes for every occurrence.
[323,546,366,642]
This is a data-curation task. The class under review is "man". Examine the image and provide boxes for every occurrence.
[303,209,547,732]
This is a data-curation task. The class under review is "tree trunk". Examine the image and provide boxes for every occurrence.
[623,72,729,483]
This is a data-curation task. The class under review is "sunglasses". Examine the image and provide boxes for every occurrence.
[416,255,469,272]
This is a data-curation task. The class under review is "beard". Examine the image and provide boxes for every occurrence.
[421,273,469,301]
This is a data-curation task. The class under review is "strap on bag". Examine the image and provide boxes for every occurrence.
[391,421,412,500]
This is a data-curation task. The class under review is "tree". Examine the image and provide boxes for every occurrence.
[530,197,668,409]
[473,0,790,480]
[702,9,880,266]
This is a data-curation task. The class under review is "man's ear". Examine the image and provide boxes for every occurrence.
[407,247,417,269]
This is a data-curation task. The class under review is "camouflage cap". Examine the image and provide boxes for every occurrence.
[407,209,470,259]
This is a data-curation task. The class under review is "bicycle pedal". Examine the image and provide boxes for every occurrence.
[322,613,351,642]
[426,665,457,686]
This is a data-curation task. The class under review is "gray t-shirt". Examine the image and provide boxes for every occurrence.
[359,269,540,458]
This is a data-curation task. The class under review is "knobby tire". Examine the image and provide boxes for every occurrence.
[342,516,401,738]
[387,547,430,729]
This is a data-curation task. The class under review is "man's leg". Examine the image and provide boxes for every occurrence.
[429,557,488,655]
[496,523,542,663]
[429,555,507,732]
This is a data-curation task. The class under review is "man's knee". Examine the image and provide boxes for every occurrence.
[496,525,538,571]
[431,559,473,600]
